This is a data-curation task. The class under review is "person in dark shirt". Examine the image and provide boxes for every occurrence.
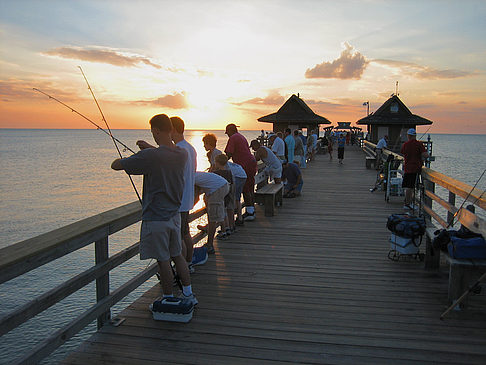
[282,161,303,198]
[111,114,197,307]
[400,128,429,210]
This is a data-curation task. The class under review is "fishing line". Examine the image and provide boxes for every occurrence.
[446,168,486,228]
[33,88,135,154]
[77,66,142,205]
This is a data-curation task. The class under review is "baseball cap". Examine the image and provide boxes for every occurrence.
[407,128,416,136]
[225,123,240,134]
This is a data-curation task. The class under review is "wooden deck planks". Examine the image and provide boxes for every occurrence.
[62,146,486,365]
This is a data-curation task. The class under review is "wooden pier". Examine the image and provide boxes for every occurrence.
[62,146,486,365]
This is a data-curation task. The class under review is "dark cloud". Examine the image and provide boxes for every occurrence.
[232,91,285,106]
[44,47,162,69]
[134,92,189,109]
[305,43,369,80]
[372,59,474,80]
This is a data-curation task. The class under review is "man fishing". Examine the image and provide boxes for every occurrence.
[110,114,197,308]
[401,128,429,210]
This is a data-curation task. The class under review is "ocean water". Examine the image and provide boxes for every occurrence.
[0,129,484,364]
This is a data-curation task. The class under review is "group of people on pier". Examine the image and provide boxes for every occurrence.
[110,115,313,311]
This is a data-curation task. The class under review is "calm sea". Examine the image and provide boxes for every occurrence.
[0,129,485,364]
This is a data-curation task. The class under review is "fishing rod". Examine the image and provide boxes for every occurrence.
[418,125,433,141]
[77,66,142,205]
[32,88,136,154]
[446,168,486,228]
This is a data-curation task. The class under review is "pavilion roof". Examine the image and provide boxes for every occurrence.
[356,95,433,126]
[258,94,331,124]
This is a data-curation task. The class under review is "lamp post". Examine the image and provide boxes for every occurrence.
[363,101,369,116]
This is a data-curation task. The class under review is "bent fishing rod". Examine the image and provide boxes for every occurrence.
[33,88,135,154]
[77,66,142,205]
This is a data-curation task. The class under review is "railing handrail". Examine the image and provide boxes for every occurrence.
[420,167,485,236]
[0,201,142,285]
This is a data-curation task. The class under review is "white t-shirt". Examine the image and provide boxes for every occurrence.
[195,171,227,195]
[177,139,197,212]
[271,137,285,157]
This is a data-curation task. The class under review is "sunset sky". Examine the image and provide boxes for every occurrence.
[1,0,485,133]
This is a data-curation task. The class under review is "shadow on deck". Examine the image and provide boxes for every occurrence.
[63,146,486,365]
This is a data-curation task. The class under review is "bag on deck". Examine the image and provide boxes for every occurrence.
[387,214,426,239]
[448,236,486,259]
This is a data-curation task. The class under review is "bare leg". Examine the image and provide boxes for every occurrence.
[226,208,235,230]
[206,221,217,250]
[157,260,174,296]
[172,254,191,286]
[183,233,193,263]
[404,188,413,206]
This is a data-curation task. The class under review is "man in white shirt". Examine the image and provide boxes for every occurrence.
[270,133,286,161]
[170,117,198,267]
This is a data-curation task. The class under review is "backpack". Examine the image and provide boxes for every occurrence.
[387,214,426,239]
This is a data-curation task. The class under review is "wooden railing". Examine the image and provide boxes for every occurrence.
[420,167,486,269]
[421,167,486,233]
[0,202,207,365]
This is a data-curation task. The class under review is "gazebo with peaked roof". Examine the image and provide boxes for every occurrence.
[258,94,331,135]
[356,95,433,152]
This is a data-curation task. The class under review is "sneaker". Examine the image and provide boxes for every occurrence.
[243,212,255,221]
[180,292,198,306]
[192,246,208,266]
[235,219,245,226]
[216,231,228,239]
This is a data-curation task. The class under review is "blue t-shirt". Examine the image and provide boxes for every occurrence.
[338,136,346,148]
[282,162,302,186]
[284,134,295,163]
[121,145,187,221]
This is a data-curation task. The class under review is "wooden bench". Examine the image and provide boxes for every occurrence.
[255,183,283,217]
[425,227,486,306]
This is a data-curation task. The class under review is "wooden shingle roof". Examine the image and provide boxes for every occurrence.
[356,95,433,126]
[258,94,331,124]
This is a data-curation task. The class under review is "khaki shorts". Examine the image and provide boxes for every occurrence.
[139,216,182,262]
[265,165,282,180]
[205,183,230,223]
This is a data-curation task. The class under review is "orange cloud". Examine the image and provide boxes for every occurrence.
[134,92,189,109]
[1,79,81,103]
[44,47,162,69]
[305,43,369,80]
[372,59,474,79]
[232,91,285,106]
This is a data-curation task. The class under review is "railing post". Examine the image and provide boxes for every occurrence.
[95,237,110,329]
[423,177,434,223]
[447,192,456,225]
